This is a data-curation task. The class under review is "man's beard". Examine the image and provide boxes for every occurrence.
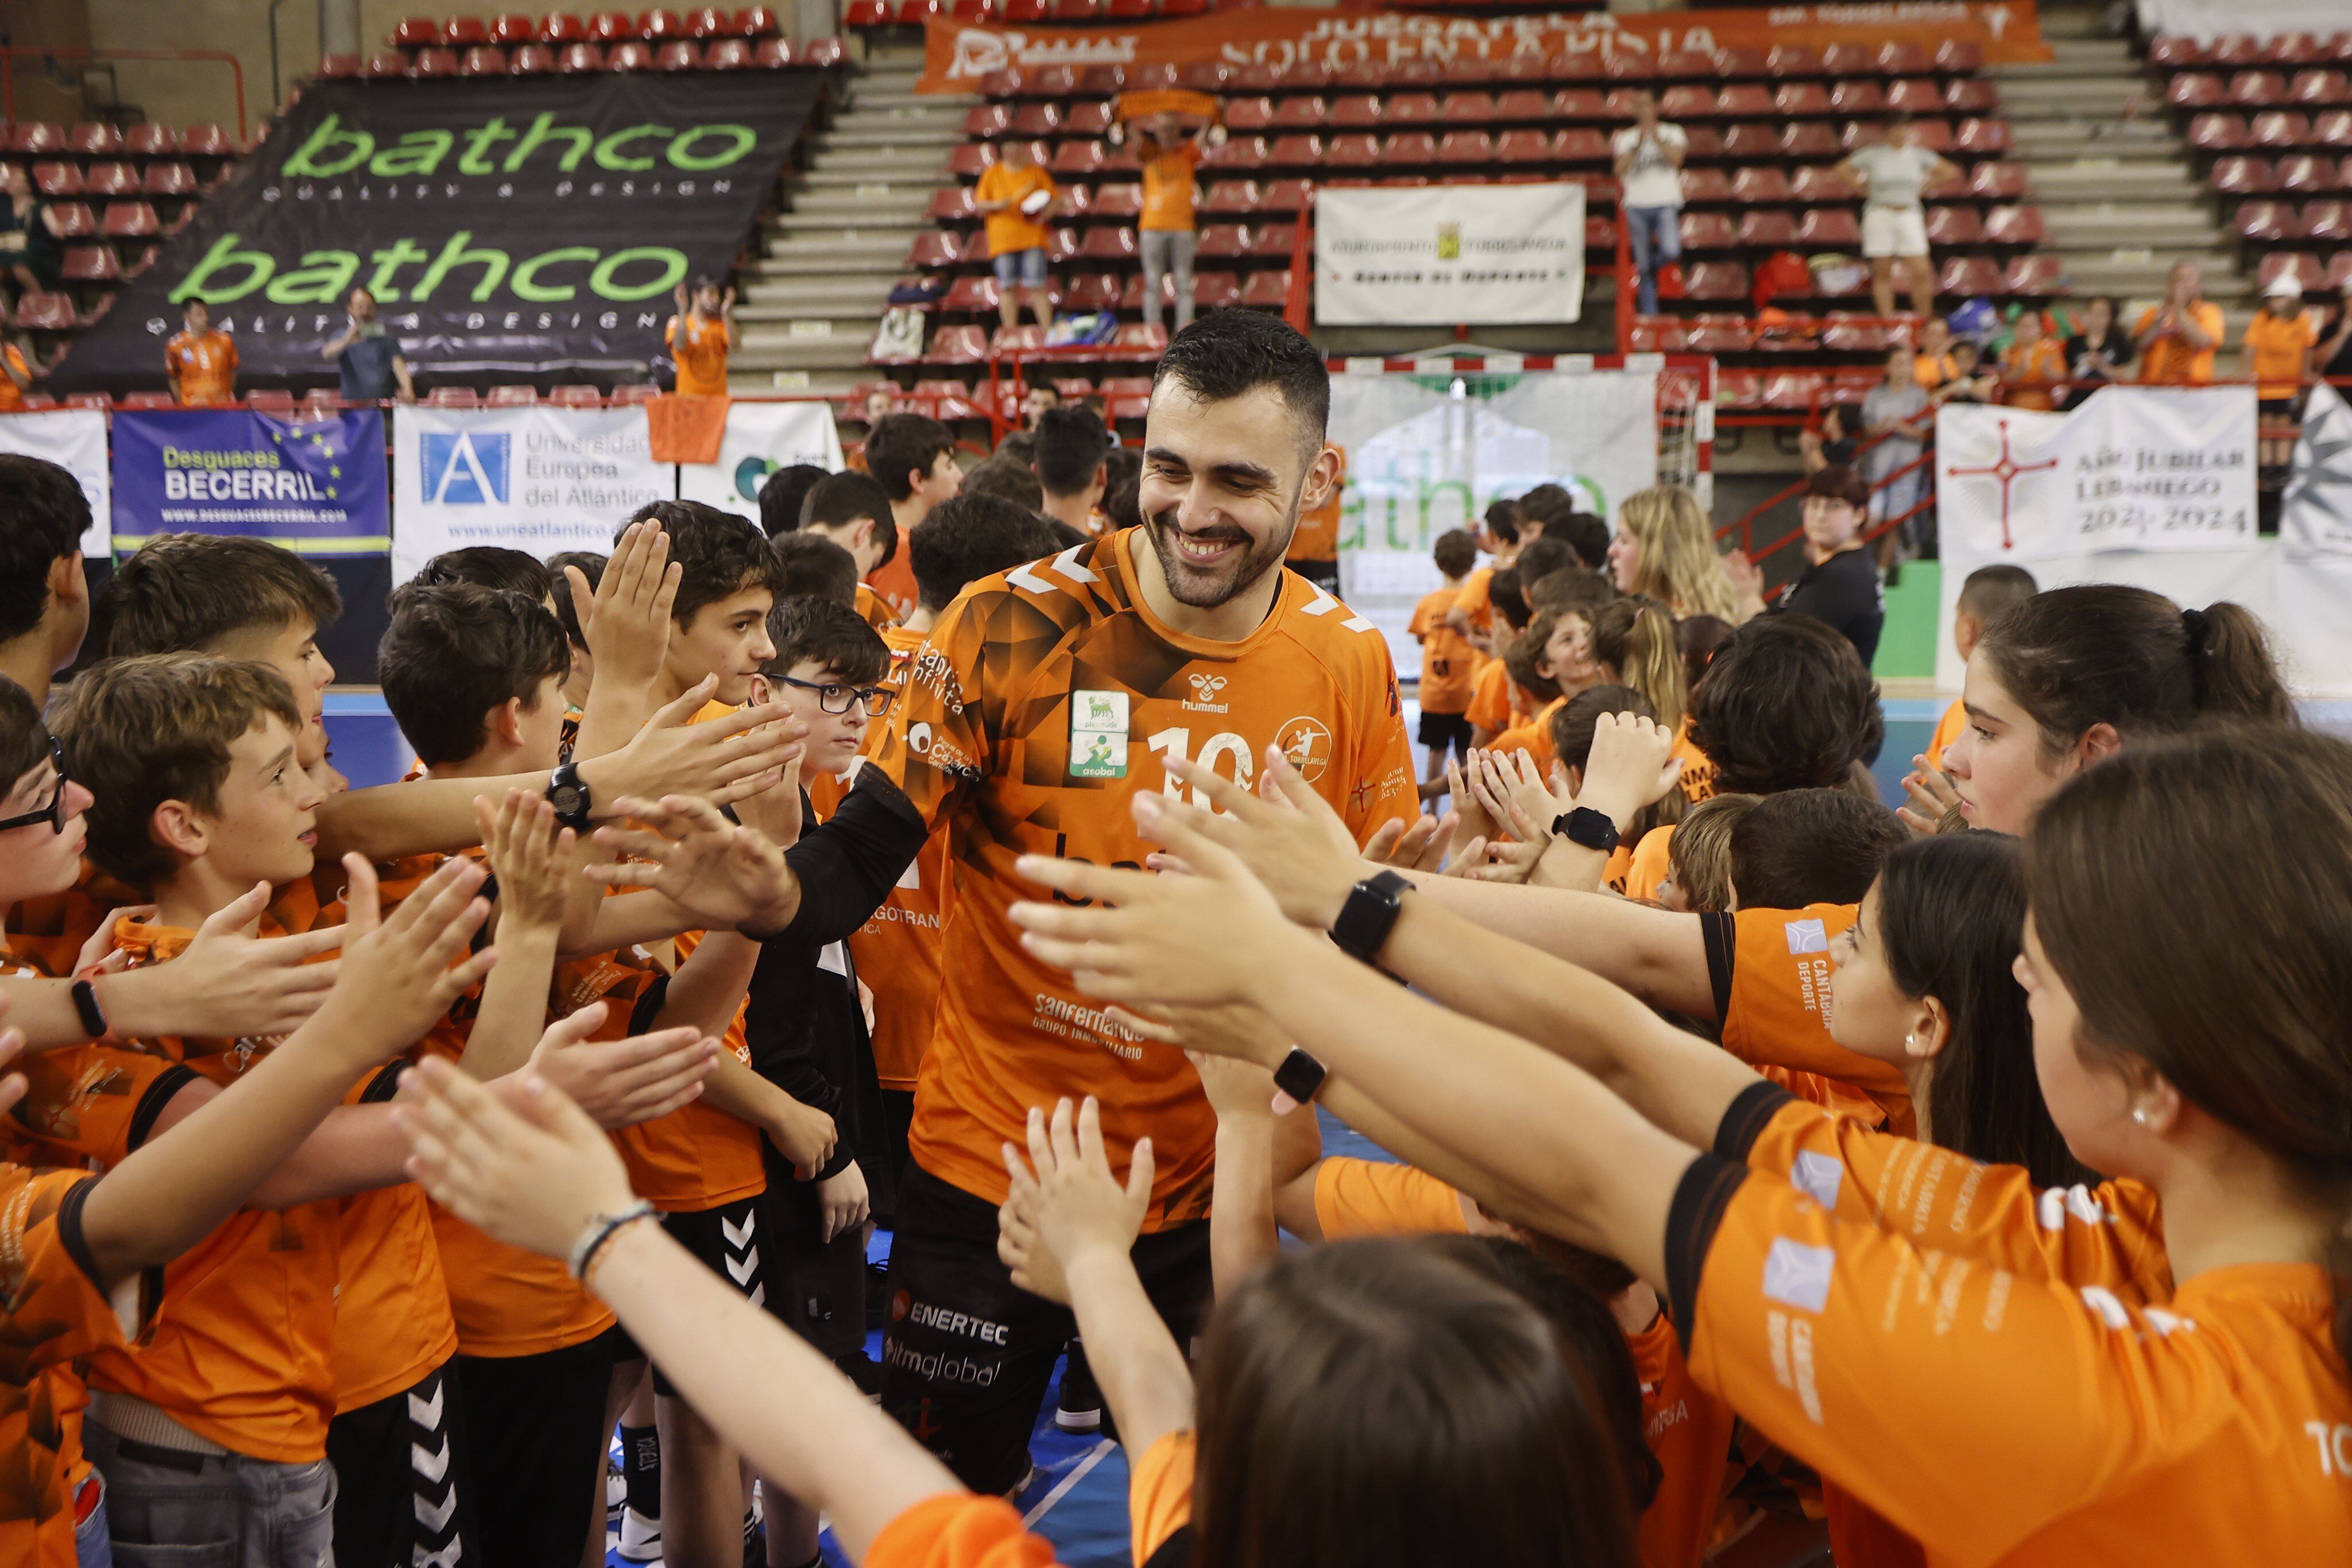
[1142,501,1296,610]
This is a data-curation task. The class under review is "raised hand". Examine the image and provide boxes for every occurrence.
[0,1013,27,1119]
[477,789,574,934]
[1159,750,1368,928]
[397,1055,639,1261]
[1576,711,1682,826]
[588,793,795,932]
[110,881,345,1040]
[307,854,498,1072]
[1897,757,1964,837]
[1003,1097,1151,1295]
[590,679,807,816]
[520,1001,719,1128]
[570,520,678,699]
[1447,752,1503,847]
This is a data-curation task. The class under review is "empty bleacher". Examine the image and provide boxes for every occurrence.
[335,9,844,76]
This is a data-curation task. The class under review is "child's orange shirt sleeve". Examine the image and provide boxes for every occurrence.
[1624,825,1674,903]
[1464,660,1514,733]
[865,1493,1060,1568]
[1624,1313,1735,1568]
[1127,1429,1196,1565]
[1701,905,1914,1133]
[1312,1157,1472,1238]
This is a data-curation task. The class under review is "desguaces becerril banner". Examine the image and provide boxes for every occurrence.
[51,72,822,392]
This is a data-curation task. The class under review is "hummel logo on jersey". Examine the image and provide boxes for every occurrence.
[1184,672,1231,714]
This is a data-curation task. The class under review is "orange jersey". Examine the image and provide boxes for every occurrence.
[1998,336,2067,412]
[1670,715,1716,803]
[1129,1430,1194,1563]
[1682,1162,2352,1566]
[2133,300,2226,386]
[1489,696,1564,783]
[866,528,1414,1226]
[1139,141,1201,233]
[1286,448,1346,563]
[1312,1156,1473,1238]
[857,579,901,632]
[0,343,31,411]
[0,1164,144,1568]
[1927,696,1967,773]
[667,312,732,398]
[1625,824,1674,903]
[869,549,920,623]
[331,1069,457,1412]
[1626,1311,1736,1568]
[1409,585,1478,715]
[866,1492,1060,1568]
[1453,566,1495,640]
[1464,656,1515,735]
[165,328,237,405]
[1703,904,1913,1135]
[976,162,1055,258]
[840,624,948,1092]
[2245,308,2317,402]
[7,864,145,981]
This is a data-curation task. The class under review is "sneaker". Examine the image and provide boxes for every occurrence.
[606,1456,626,1521]
[1054,1345,1101,1434]
[617,1507,663,1563]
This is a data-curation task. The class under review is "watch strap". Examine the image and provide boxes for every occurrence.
[1550,806,1622,854]
[69,978,109,1039]
[1329,869,1410,964]
[1270,1047,1328,1114]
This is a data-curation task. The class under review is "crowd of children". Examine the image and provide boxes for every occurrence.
[2,304,2349,1568]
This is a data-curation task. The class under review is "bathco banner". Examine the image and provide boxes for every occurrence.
[49,72,822,392]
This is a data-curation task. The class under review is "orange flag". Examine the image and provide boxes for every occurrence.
[646,394,730,465]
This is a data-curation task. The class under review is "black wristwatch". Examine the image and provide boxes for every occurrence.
[545,762,592,832]
[70,978,109,1039]
[1271,1047,1328,1110]
[1551,806,1622,854]
[1330,869,1410,964]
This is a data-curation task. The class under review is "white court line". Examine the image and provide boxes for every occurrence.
[1022,1438,1117,1528]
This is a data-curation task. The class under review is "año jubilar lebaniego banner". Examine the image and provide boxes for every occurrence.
[51,72,822,393]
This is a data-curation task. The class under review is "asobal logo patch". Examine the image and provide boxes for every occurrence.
[420,432,510,505]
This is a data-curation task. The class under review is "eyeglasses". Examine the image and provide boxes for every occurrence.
[778,675,896,718]
[0,739,69,834]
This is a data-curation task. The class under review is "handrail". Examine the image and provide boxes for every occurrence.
[1,47,249,141]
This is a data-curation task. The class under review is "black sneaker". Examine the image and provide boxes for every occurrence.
[1054,1342,1102,1434]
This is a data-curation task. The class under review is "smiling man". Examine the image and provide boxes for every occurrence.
[602,311,1417,1494]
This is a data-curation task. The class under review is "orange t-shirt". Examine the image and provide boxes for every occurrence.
[869,549,920,623]
[866,528,1415,1226]
[1624,823,1674,903]
[1703,904,1913,1136]
[1285,446,1346,563]
[1926,696,1967,772]
[1683,1163,2352,1566]
[1670,717,1716,804]
[1139,142,1201,233]
[0,1164,144,1568]
[1312,1156,1473,1238]
[1452,566,1495,641]
[1128,1430,1194,1563]
[2133,300,2225,385]
[2244,308,2317,401]
[0,343,31,411]
[165,328,237,405]
[667,312,731,399]
[976,162,1055,258]
[1489,696,1565,784]
[866,1492,1060,1568]
[857,579,901,632]
[331,1067,458,1412]
[1998,337,2067,412]
[1624,1311,1736,1568]
[1464,656,1516,735]
[1409,584,1479,716]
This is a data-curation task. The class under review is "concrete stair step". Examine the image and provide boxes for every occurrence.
[738,277,895,316]
[768,199,932,231]
[2041,37,2136,66]
[725,369,865,396]
[733,331,881,373]
[802,159,950,188]
[2024,161,2204,199]
[1987,76,2151,110]
[813,128,964,154]
[2033,4,2111,39]
[2009,127,2184,161]
[848,88,938,113]
[2040,202,2220,231]
[2053,251,2252,295]
[751,235,920,272]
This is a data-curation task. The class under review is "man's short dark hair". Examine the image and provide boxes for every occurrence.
[0,456,91,644]
[1545,512,1611,571]
[1689,616,1885,795]
[621,500,784,625]
[961,456,1045,513]
[1432,528,1478,580]
[1502,623,1562,704]
[1150,311,1330,464]
[1511,535,1578,589]
[1033,405,1112,498]
[995,429,1036,466]
[407,546,555,604]
[1525,567,1615,618]
[769,532,859,608]
[865,413,957,504]
[1729,788,1908,910]
[799,472,900,568]
[0,673,49,793]
[546,550,605,649]
[105,534,342,657]
[1488,566,1529,633]
[911,493,1050,614]
[1808,464,1870,510]
[761,596,887,686]
[380,583,572,766]
[1958,563,2037,625]
[755,463,829,539]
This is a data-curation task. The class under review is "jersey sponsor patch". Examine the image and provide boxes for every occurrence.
[1762,1236,1836,1314]
[1070,689,1131,778]
[1783,917,1829,955]
[1790,1149,1844,1212]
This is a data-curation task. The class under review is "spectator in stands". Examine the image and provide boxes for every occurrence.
[1836,115,1960,323]
[1862,345,1929,533]
[666,275,738,397]
[165,299,239,406]
[756,464,830,540]
[1023,382,1059,429]
[1799,405,1858,475]
[0,164,64,300]
[2061,295,2135,407]
[2243,277,2318,471]
[1765,464,1884,666]
[1032,405,1113,538]
[1932,339,1999,406]
[974,138,1057,334]
[0,330,39,412]
[1135,111,1212,336]
[2133,261,2224,385]
[864,386,898,427]
[321,288,415,404]
[1998,311,2066,411]
[1611,92,1686,318]
[2317,279,2352,390]
[1912,315,1960,391]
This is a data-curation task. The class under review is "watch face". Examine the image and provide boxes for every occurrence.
[550,785,585,816]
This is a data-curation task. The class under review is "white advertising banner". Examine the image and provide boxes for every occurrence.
[1314,183,1585,328]
[1330,367,1657,678]
[2274,380,2352,698]
[1934,386,2271,692]
[676,400,846,524]
[2135,0,2343,42]
[392,405,672,583]
[0,409,111,555]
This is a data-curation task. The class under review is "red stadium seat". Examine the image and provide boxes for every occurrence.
[2264,33,2326,66]
[412,46,462,75]
[61,245,119,282]
[2149,34,2209,68]
[1223,97,1274,132]
[491,11,538,41]
[941,274,999,315]
[511,43,557,71]
[390,16,440,46]
[1721,124,1779,161]
[14,292,78,330]
[1202,135,1267,171]
[1679,211,1736,250]
[1267,137,1323,168]
[1238,269,1292,309]
[1656,50,1716,83]
[1827,80,1884,116]
[1197,223,1251,260]
[46,202,95,238]
[1875,41,1930,76]
[2276,153,2336,192]
[962,103,1011,137]
[314,48,362,74]
[1762,371,1827,411]
[1885,78,1942,114]
[755,37,799,66]
[1009,102,1060,137]
[1795,207,1860,247]
[1090,183,1142,220]
[1553,127,1610,162]
[1735,210,1798,247]
[1436,130,1494,164]
[1718,47,1770,79]
[2230,70,2289,106]
[461,45,509,73]
[539,12,589,40]
[1954,118,2011,154]
[1258,178,1312,211]
[2002,254,2067,295]
[1715,370,1765,411]
[1496,129,1550,164]
[1679,167,1733,203]
[1191,271,1241,310]
[1053,0,1103,22]
[926,186,977,222]
[2253,111,2312,148]
[1386,94,1441,125]
[1057,274,1117,313]
[1686,315,1756,354]
[2257,251,2324,293]
[684,6,737,33]
[2304,198,2351,239]
[1383,131,1438,164]
[2291,69,2350,104]
[2235,199,2301,240]
[2315,109,2352,146]
[1983,204,2045,245]
[1933,40,1983,73]
[68,123,124,157]
[918,326,985,366]
[141,162,196,196]
[1820,313,1891,353]
[1924,206,1983,245]
[119,390,180,409]
[1073,65,1123,96]
[1730,167,1793,203]
[2211,153,2274,193]
[2213,36,2268,68]
[1495,89,1551,121]
[1049,141,1104,177]
[487,385,540,406]
[1790,165,1858,202]
[704,37,751,67]
[100,202,159,238]
[557,42,606,71]
[32,163,83,197]
[656,41,702,67]
[440,17,491,45]
[1684,262,1750,301]
[1201,179,1261,215]
[1775,82,1833,117]
[1440,92,1498,125]
[1820,42,1871,77]
[1077,226,1135,261]
[1945,79,1999,113]
[608,40,655,69]
[1968,162,2029,199]
[1272,96,1328,130]
[1780,122,1841,160]
[1325,134,1380,169]
[123,125,182,156]
[744,10,792,38]
[641,9,690,36]
[587,10,635,39]
[1718,84,1774,118]
[1553,88,1606,121]
[1936,255,2003,296]
[365,49,410,76]
[1658,85,1715,121]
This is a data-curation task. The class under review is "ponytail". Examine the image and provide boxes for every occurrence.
[1591,597,1686,729]
[1979,585,2293,754]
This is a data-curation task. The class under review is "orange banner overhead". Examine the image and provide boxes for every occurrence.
[918,2,2051,91]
